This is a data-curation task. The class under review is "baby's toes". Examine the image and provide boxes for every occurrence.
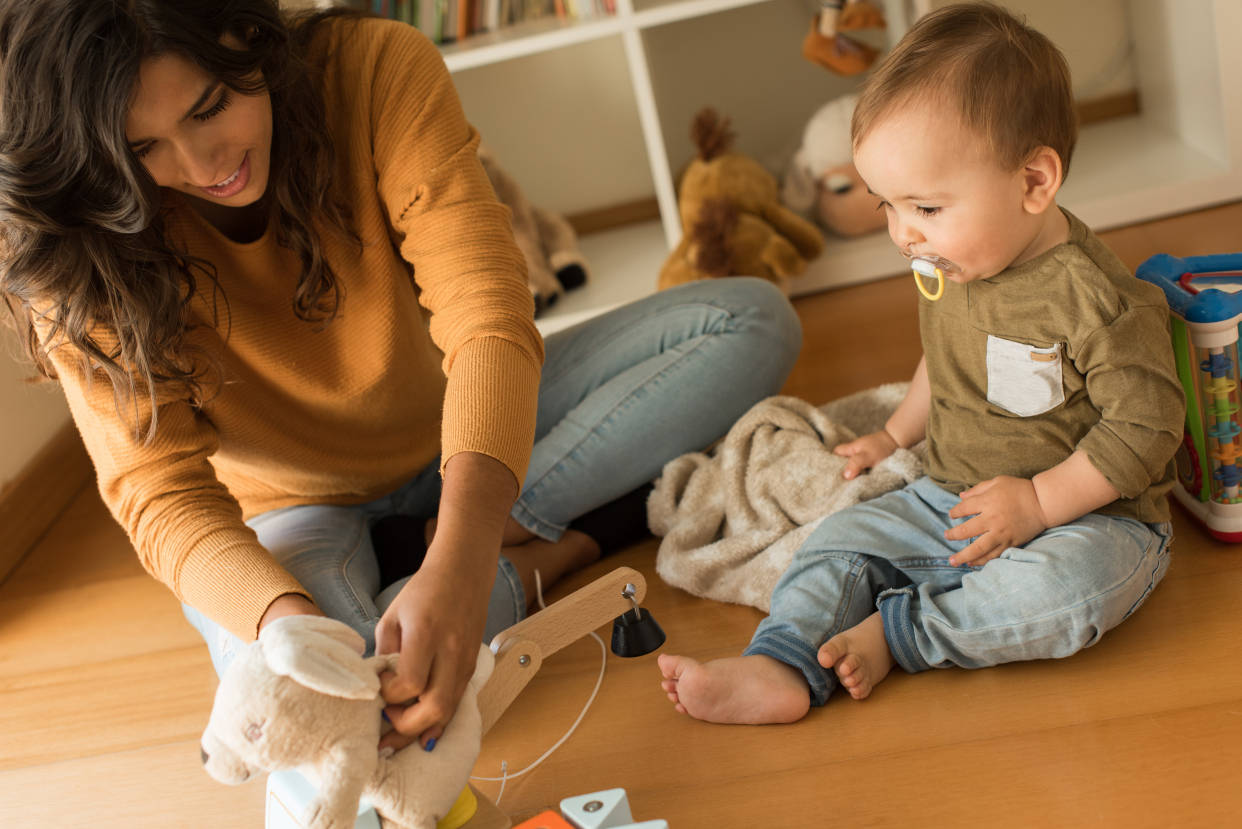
[834,653,861,682]
[817,638,846,669]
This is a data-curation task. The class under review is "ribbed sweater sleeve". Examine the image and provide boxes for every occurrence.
[41,335,308,640]
[364,21,544,482]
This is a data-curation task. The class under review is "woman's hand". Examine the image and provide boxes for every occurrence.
[833,429,899,479]
[375,553,492,753]
[373,451,516,753]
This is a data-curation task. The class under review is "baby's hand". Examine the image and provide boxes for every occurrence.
[833,430,899,480]
[945,476,1049,566]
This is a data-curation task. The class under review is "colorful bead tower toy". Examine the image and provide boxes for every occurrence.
[1138,253,1242,541]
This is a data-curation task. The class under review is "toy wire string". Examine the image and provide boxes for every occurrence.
[470,569,608,805]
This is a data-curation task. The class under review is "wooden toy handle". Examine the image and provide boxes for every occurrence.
[477,567,647,733]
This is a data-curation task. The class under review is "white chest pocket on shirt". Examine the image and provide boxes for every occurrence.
[985,335,1065,417]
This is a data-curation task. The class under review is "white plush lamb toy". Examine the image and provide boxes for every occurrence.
[781,93,887,238]
[199,615,493,829]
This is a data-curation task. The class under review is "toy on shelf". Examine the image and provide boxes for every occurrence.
[478,144,590,317]
[513,788,667,829]
[201,567,666,829]
[1137,253,1242,541]
[780,93,887,239]
[802,0,886,76]
[658,109,824,294]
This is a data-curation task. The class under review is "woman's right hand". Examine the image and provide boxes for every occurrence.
[833,429,900,479]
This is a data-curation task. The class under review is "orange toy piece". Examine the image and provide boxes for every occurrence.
[802,0,886,76]
[837,0,886,31]
[513,811,576,829]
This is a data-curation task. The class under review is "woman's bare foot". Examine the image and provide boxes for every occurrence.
[423,516,598,609]
[501,529,600,609]
[657,654,810,724]
[817,612,894,700]
[424,516,536,548]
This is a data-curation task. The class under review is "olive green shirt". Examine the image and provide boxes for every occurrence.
[920,209,1184,523]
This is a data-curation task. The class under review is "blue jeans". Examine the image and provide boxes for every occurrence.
[184,278,802,676]
[744,476,1173,706]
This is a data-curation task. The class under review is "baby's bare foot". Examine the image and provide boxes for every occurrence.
[817,612,895,700]
[657,653,810,724]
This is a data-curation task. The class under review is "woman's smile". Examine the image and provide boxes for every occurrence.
[200,152,251,199]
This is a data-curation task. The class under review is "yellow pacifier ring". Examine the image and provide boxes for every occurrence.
[911,260,945,301]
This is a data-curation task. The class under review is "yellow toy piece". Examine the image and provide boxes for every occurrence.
[438,786,478,829]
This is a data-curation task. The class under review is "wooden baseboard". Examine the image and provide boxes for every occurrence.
[567,197,661,236]
[1077,89,1141,126]
[0,422,93,585]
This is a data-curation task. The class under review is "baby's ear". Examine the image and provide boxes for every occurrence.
[1021,146,1063,214]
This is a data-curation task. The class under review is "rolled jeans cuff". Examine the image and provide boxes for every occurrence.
[744,629,831,707]
[509,499,565,543]
[878,587,931,673]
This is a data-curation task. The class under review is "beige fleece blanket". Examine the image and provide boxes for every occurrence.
[648,384,924,612]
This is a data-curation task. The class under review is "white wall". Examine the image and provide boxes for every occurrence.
[0,326,70,489]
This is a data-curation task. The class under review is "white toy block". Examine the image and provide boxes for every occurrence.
[560,788,633,828]
[266,769,381,829]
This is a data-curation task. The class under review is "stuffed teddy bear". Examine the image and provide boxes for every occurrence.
[781,94,888,238]
[200,615,494,829]
[478,144,590,316]
[657,109,825,294]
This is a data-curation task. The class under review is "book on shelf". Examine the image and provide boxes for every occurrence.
[349,0,613,44]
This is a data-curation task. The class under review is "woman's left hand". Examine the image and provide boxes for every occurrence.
[944,476,1049,567]
[374,551,491,753]
[373,451,516,753]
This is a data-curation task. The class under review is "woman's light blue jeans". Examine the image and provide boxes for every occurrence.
[184,277,802,676]
[744,476,1173,706]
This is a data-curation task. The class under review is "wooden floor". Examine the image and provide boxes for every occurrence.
[3,203,1242,827]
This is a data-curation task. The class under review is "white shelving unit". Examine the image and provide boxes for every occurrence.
[313,0,1242,335]
[440,0,884,250]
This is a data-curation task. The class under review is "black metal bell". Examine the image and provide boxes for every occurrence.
[610,606,666,657]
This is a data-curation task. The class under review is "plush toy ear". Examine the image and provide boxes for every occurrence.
[260,616,380,700]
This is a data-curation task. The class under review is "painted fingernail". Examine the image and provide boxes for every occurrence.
[424,738,437,752]
[381,710,391,723]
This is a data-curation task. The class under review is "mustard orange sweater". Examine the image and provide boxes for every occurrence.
[47,19,544,640]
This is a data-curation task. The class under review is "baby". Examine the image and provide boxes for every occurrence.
[658,1,1185,724]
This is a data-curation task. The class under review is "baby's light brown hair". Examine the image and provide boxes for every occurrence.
[852,2,1077,176]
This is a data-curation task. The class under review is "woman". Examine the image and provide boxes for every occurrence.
[0,0,801,751]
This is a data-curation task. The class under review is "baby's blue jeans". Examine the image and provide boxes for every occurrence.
[183,277,802,676]
[744,476,1173,706]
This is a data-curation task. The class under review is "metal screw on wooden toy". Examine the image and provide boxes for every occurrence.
[609,583,666,658]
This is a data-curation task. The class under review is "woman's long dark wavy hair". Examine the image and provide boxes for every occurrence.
[0,0,357,438]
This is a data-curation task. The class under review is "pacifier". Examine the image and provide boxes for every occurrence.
[910,256,953,301]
